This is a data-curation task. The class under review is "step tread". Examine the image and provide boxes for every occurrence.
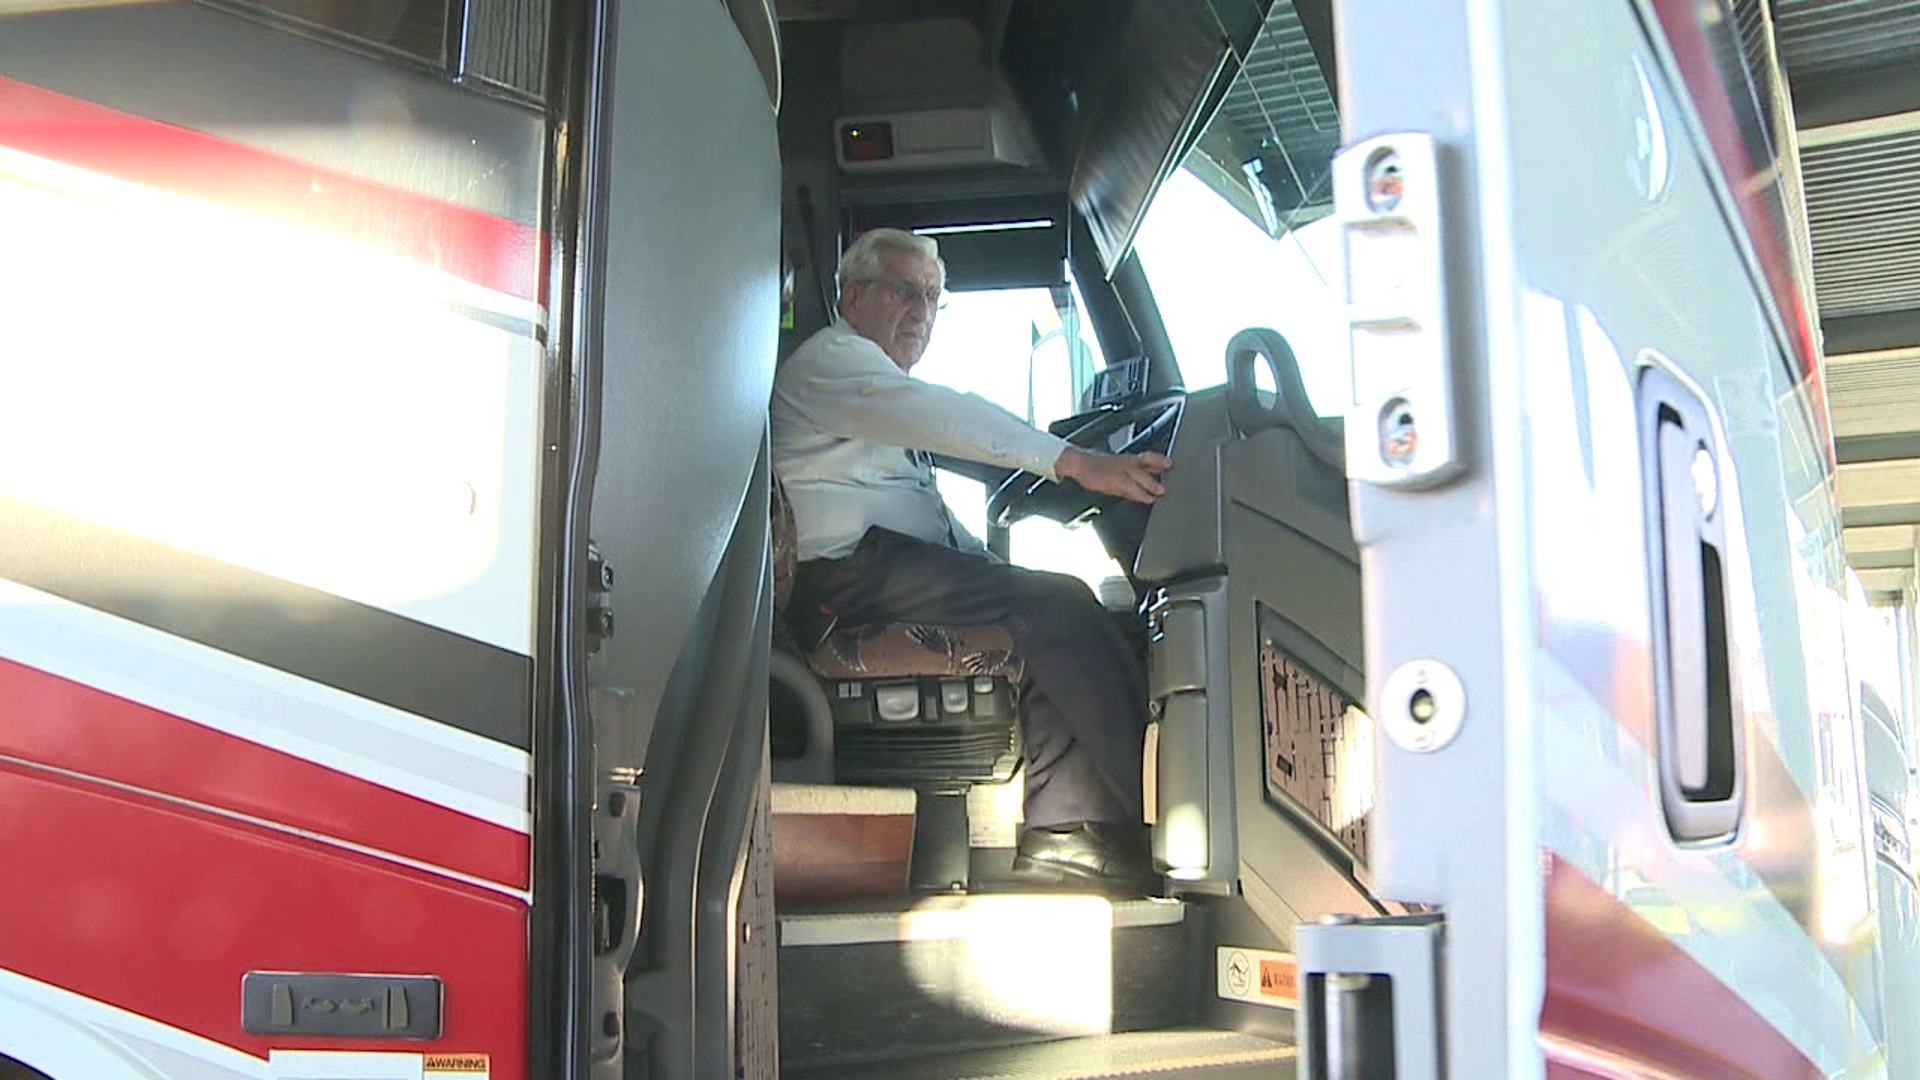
[783,1028,1296,1080]
[780,894,1186,947]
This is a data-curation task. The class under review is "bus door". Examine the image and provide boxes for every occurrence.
[1311,0,1888,1075]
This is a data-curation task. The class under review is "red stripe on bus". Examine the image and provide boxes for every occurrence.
[0,657,530,891]
[0,761,526,1077]
[1644,0,1833,463]
[0,74,541,303]
[1541,853,1823,1080]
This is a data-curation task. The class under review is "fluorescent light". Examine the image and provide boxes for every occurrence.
[913,219,1055,236]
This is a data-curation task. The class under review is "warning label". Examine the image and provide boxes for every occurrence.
[1259,957,1299,1004]
[1216,946,1299,1010]
[424,1055,489,1077]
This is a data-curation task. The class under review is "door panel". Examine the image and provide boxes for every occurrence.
[1335,0,1882,1074]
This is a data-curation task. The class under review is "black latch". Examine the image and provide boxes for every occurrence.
[242,972,443,1039]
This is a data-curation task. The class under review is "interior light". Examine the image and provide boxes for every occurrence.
[912,219,1056,236]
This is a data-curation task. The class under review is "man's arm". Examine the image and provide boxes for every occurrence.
[780,330,1171,503]
[780,330,1071,478]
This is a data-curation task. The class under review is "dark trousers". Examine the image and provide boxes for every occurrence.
[794,527,1148,829]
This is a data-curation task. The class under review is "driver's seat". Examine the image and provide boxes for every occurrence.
[768,474,1022,892]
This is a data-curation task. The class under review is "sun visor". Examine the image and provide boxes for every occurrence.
[1070,0,1272,276]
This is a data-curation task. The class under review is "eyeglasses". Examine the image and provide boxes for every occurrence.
[872,278,946,310]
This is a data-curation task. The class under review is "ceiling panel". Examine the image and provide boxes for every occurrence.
[1827,352,1920,435]
[1802,130,1920,319]
[1838,459,1920,507]
[1843,524,1919,554]
[1774,0,1920,81]
[1857,567,1914,597]
[1777,0,1920,583]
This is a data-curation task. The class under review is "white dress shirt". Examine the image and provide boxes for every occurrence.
[771,321,1073,561]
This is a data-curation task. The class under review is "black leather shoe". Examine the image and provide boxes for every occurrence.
[1010,822,1159,895]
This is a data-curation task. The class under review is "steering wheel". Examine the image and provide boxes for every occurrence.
[987,389,1185,527]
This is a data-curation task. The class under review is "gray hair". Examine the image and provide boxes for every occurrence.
[836,227,947,293]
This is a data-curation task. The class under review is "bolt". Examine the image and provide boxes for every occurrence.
[1408,688,1437,724]
[1379,399,1418,469]
[1365,149,1406,213]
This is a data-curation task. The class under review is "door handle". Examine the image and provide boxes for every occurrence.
[1640,366,1742,843]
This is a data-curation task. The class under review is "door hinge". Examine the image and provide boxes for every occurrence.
[587,543,616,651]
[1297,913,1444,1080]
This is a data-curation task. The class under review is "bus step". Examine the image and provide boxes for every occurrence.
[781,1028,1297,1079]
[777,894,1197,1071]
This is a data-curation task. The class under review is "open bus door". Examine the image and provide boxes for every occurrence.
[1318,0,1895,1075]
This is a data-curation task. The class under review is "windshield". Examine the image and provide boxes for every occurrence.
[1131,5,1348,417]
[913,280,1125,590]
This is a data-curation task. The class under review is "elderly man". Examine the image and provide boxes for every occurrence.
[771,227,1172,891]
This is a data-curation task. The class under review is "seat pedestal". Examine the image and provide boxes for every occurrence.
[910,791,973,893]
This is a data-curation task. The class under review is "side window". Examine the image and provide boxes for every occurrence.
[0,13,547,666]
[211,0,550,100]
[912,278,1128,591]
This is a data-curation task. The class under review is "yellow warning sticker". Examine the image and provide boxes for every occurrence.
[1258,956,1299,1006]
[1216,946,1299,1010]
[424,1055,489,1078]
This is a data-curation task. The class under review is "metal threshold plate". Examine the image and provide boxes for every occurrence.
[783,1029,1297,1080]
[779,895,1186,947]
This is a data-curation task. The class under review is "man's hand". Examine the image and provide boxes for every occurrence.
[1054,446,1174,505]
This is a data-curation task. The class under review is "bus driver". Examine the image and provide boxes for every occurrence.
[771,227,1173,893]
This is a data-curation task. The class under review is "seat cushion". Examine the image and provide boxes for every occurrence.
[771,471,798,615]
[806,620,1024,682]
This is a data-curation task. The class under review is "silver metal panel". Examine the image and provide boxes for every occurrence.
[1295,917,1442,1080]
[591,0,782,739]
[1330,0,1523,1074]
[586,0,780,1076]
